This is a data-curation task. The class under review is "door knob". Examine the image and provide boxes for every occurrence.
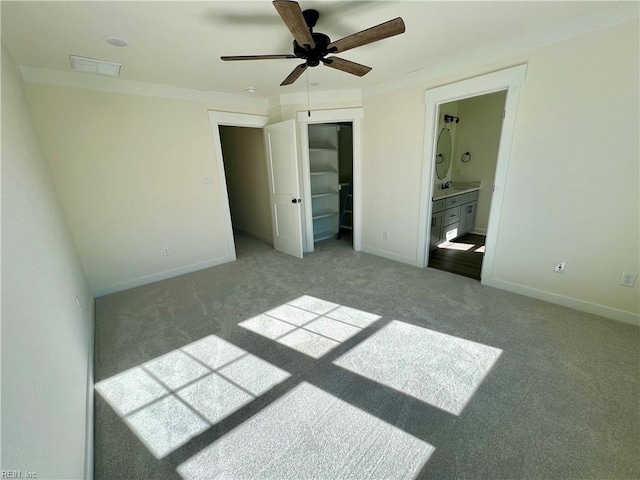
[291,198,301,204]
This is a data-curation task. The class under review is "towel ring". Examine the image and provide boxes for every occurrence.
[461,152,471,163]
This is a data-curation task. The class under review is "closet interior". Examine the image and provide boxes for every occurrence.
[307,123,353,245]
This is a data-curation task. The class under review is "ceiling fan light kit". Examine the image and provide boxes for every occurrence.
[221,0,405,86]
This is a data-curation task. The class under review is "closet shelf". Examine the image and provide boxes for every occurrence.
[312,210,339,220]
[311,190,339,198]
[309,143,337,152]
[310,169,338,176]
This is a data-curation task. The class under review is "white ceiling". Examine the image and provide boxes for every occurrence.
[1,1,636,98]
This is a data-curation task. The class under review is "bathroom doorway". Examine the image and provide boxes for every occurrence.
[417,65,527,285]
[428,91,507,280]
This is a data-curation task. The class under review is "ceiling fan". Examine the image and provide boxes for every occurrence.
[221,0,405,86]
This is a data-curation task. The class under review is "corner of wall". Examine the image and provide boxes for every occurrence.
[2,42,95,478]
[84,296,96,480]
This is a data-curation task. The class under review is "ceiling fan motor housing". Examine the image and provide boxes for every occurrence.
[293,32,330,67]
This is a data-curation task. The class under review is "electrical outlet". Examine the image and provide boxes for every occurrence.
[163,247,171,256]
[204,178,213,188]
[383,231,389,240]
[553,261,566,274]
[620,272,637,287]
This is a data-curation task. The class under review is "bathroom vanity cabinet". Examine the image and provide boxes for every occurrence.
[430,189,479,249]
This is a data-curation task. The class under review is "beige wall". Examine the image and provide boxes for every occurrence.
[13,20,639,322]
[24,83,258,295]
[219,126,272,244]
[277,99,362,122]
[362,20,639,320]
[1,44,93,477]
[452,91,507,232]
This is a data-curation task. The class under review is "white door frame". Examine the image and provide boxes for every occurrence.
[208,111,271,262]
[417,65,527,283]
[297,108,364,253]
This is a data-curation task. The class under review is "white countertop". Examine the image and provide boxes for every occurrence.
[432,182,481,201]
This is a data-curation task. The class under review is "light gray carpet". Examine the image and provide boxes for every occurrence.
[94,233,639,479]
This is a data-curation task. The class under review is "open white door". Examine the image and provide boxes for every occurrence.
[264,120,303,259]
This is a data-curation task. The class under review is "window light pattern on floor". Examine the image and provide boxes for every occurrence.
[94,335,290,458]
[177,382,434,480]
[333,320,502,415]
[238,295,381,358]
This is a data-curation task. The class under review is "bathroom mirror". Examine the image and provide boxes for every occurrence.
[435,128,452,179]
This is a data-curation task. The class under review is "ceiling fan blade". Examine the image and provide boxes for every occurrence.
[323,56,372,77]
[273,0,316,49]
[221,55,297,61]
[328,17,405,54]
[281,63,308,86]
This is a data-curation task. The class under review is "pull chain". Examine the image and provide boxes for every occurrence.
[306,68,311,117]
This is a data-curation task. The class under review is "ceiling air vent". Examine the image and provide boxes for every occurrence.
[69,55,121,77]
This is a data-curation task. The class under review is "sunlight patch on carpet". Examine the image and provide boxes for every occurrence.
[238,295,381,358]
[177,382,434,479]
[333,321,502,415]
[95,335,290,458]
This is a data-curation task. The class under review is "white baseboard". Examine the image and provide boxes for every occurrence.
[361,244,419,267]
[470,227,487,235]
[93,256,235,297]
[234,228,272,246]
[484,278,640,327]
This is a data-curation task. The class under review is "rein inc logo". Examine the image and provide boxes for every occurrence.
[1,471,37,479]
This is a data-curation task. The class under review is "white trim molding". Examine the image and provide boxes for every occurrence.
[418,65,527,288]
[361,245,420,267]
[93,256,234,297]
[208,111,271,264]
[484,278,640,327]
[279,89,362,106]
[20,65,269,112]
[297,108,364,253]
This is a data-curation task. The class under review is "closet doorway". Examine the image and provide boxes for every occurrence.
[305,122,354,246]
[219,125,272,247]
[209,110,362,261]
[208,111,271,262]
[298,108,363,254]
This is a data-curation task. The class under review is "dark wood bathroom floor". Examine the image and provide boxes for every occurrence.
[428,233,485,280]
